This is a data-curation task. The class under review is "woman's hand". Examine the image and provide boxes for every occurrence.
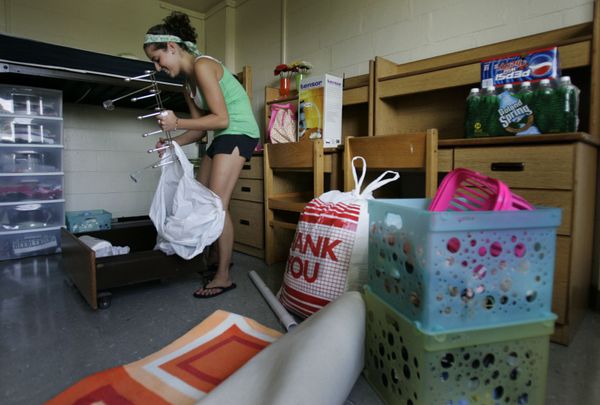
[156,110,178,132]
[154,137,167,158]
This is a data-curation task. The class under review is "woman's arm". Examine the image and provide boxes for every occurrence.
[155,91,205,150]
[157,58,229,134]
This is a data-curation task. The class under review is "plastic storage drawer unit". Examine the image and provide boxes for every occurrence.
[0,85,62,117]
[0,226,61,260]
[0,200,65,232]
[0,116,63,145]
[368,198,561,333]
[363,287,555,405]
[0,145,63,173]
[0,174,63,202]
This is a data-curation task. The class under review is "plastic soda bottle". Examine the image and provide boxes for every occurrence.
[517,81,534,106]
[481,86,502,136]
[556,76,580,132]
[497,83,532,135]
[532,78,557,133]
[464,88,482,137]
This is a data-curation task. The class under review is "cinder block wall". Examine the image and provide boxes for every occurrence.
[284,0,595,78]
[63,104,196,218]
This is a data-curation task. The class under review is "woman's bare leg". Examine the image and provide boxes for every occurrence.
[197,157,219,266]
[195,148,245,296]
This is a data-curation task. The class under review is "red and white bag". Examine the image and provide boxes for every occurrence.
[278,157,399,317]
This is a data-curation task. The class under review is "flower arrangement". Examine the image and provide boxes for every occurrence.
[274,63,293,78]
[274,61,313,96]
[289,60,313,74]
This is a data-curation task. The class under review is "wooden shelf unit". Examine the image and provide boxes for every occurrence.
[372,15,599,345]
[262,67,375,263]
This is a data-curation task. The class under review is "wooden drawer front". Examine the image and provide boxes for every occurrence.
[513,189,572,236]
[241,156,264,179]
[230,199,264,249]
[552,236,570,324]
[438,148,453,172]
[232,178,263,202]
[454,144,574,190]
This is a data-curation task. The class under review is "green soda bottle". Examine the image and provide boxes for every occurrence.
[532,79,555,133]
[482,86,502,136]
[464,88,482,137]
[517,81,533,106]
[557,76,580,132]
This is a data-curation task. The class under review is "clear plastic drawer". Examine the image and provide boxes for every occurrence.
[0,200,64,232]
[0,116,62,145]
[0,146,63,173]
[0,226,61,260]
[0,85,62,117]
[0,174,63,202]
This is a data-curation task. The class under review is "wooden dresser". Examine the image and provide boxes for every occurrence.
[440,134,598,344]
[372,16,599,344]
[230,155,265,258]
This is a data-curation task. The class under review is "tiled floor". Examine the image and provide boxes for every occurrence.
[0,252,598,404]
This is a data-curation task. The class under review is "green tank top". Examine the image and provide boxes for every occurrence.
[187,56,259,139]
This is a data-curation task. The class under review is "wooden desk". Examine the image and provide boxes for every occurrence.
[439,133,598,344]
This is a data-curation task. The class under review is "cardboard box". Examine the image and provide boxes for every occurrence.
[481,46,560,88]
[297,74,343,147]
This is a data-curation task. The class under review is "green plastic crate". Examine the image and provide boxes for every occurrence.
[363,286,555,405]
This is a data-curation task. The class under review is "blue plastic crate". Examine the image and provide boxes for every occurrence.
[364,286,554,405]
[368,198,561,333]
[65,209,112,234]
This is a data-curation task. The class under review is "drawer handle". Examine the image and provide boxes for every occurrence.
[242,164,252,171]
[490,162,525,172]
[240,219,250,226]
[241,186,251,192]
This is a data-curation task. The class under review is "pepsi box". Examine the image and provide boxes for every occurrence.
[481,46,560,88]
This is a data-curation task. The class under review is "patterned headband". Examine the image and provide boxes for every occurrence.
[144,34,201,56]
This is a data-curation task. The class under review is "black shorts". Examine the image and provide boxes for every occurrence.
[206,134,259,162]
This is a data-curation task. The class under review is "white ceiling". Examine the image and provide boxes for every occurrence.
[164,0,225,14]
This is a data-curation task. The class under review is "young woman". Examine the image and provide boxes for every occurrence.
[144,12,260,298]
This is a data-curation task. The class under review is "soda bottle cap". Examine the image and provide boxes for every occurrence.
[521,81,531,87]
[540,79,550,85]
[486,86,495,92]
[503,84,513,89]
[560,76,571,82]
[470,88,480,93]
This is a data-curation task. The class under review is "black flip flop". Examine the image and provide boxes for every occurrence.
[193,282,237,299]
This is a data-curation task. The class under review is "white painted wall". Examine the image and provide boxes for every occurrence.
[63,105,196,218]
[0,0,204,59]
[233,0,282,132]
[1,0,202,218]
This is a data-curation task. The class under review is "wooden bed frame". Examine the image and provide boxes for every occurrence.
[61,218,205,309]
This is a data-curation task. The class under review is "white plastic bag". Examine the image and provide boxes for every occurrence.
[278,156,399,317]
[149,143,225,259]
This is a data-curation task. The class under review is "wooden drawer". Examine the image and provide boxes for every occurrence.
[232,178,263,202]
[512,189,572,236]
[552,236,571,324]
[438,148,453,172]
[240,155,264,179]
[60,222,202,310]
[230,199,264,249]
[454,144,574,190]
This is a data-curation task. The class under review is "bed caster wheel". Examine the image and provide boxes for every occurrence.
[97,292,112,309]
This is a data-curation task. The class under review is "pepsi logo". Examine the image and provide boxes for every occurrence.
[528,54,554,78]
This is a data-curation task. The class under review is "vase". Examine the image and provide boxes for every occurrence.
[279,77,290,97]
[295,73,304,92]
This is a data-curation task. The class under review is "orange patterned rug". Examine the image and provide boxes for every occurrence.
[46,310,282,404]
